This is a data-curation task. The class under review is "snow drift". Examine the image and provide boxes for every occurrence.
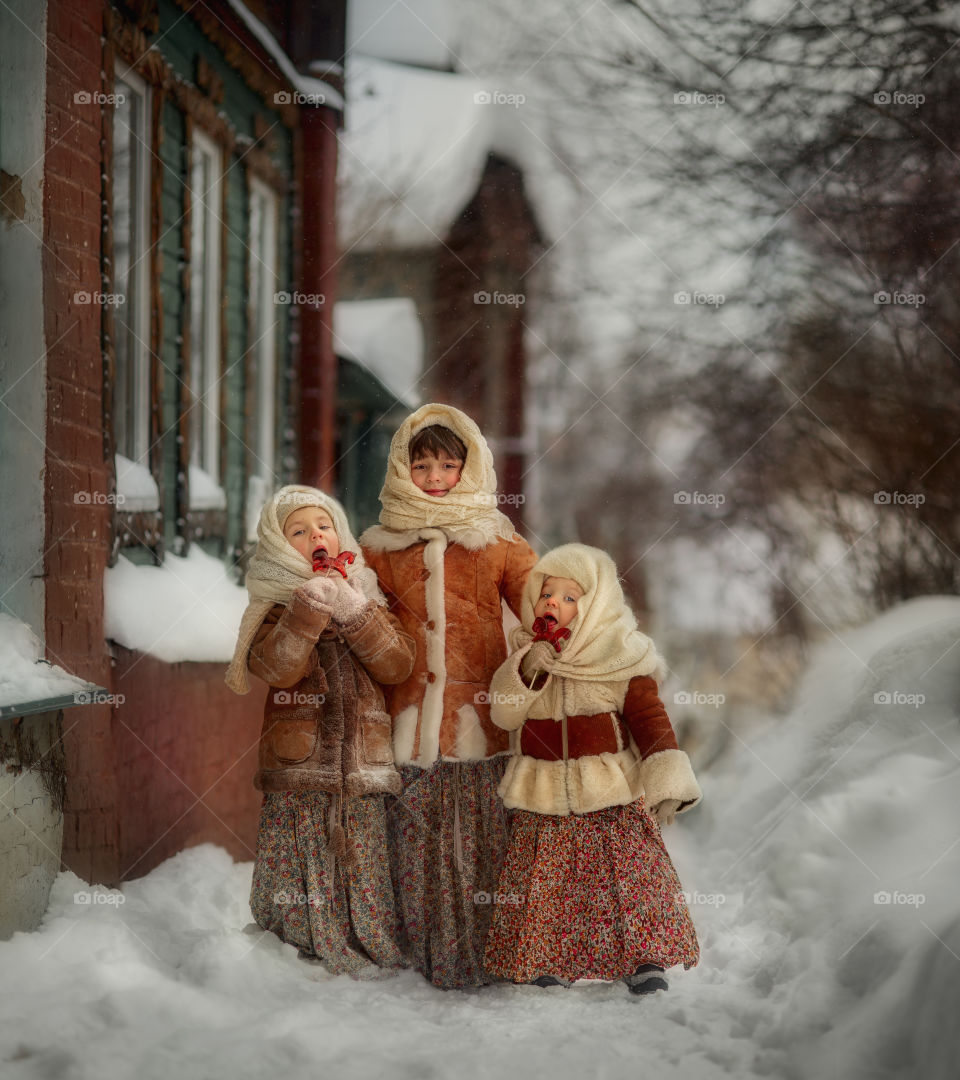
[1,598,958,1079]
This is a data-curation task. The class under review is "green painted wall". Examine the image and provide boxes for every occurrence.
[151,0,294,564]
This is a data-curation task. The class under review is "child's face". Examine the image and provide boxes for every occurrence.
[283,506,340,562]
[410,451,463,497]
[534,576,584,629]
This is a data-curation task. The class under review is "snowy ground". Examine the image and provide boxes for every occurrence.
[2,598,959,1080]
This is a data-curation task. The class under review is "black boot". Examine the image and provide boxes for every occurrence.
[624,963,668,995]
[528,975,571,988]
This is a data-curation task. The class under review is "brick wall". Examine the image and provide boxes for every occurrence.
[40,0,326,888]
[42,0,119,886]
[111,650,265,881]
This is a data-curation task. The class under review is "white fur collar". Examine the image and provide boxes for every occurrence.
[360,523,501,552]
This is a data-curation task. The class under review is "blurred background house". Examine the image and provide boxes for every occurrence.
[336,0,546,533]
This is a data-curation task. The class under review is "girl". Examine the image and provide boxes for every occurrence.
[482,543,702,994]
[360,403,537,989]
[225,485,415,977]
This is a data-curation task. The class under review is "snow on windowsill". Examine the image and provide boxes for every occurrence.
[104,545,248,664]
[116,454,160,513]
[0,614,94,709]
[189,465,227,511]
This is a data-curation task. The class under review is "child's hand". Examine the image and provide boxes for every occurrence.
[295,575,339,613]
[652,798,682,827]
[521,639,557,678]
[325,576,368,626]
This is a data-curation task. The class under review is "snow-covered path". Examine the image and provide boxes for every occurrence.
[3,599,959,1080]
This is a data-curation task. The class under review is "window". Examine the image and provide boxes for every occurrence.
[188,129,225,508]
[246,176,280,538]
[112,64,152,473]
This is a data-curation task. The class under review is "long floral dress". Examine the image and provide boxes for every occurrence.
[385,759,510,989]
[250,791,406,977]
[484,797,699,983]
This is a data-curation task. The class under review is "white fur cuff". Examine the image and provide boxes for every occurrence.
[638,749,702,813]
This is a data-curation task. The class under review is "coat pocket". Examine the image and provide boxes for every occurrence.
[360,710,394,766]
[268,709,319,764]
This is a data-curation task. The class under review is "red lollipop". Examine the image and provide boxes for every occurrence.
[531,616,571,653]
[311,548,356,579]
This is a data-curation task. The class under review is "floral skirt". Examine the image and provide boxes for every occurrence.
[385,759,510,990]
[249,791,405,976]
[483,799,700,983]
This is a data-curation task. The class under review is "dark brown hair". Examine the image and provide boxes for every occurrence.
[409,424,467,464]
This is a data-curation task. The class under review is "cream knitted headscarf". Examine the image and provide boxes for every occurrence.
[370,403,518,546]
[509,543,666,685]
[224,485,384,695]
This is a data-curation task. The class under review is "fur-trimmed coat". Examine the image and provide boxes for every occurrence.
[488,647,702,816]
[247,591,415,795]
[360,527,537,767]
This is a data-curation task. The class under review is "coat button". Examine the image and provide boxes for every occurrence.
[426,672,436,683]
[426,620,436,630]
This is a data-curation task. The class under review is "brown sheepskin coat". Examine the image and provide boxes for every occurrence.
[247,591,415,795]
[360,529,537,766]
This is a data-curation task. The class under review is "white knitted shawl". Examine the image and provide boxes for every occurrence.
[364,403,518,548]
[224,485,384,695]
[509,543,667,691]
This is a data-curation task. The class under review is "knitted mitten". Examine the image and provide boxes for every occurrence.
[521,639,557,679]
[293,574,339,615]
[306,575,368,626]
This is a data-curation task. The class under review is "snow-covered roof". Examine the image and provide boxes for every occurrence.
[338,55,539,251]
[333,298,423,408]
[225,0,344,111]
[346,0,457,69]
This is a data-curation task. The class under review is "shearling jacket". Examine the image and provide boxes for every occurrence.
[488,648,702,817]
[247,591,415,795]
[360,527,537,767]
